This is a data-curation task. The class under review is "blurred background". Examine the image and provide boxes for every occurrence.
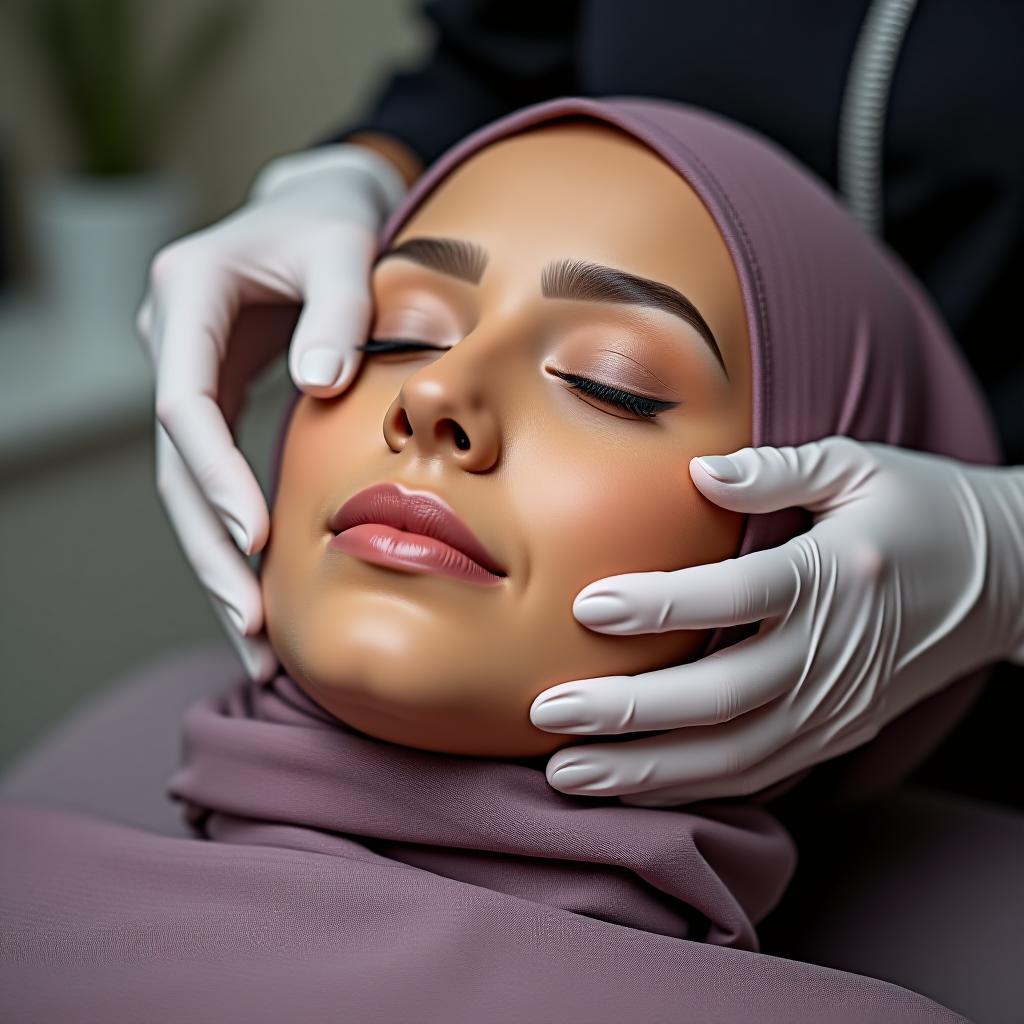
[0,0,429,771]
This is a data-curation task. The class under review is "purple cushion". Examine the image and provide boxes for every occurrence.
[2,644,1022,1022]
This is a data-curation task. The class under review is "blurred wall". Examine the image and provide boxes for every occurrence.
[0,0,430,772]
[0,0,429,272]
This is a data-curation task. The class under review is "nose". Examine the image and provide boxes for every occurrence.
[382,353,501,472]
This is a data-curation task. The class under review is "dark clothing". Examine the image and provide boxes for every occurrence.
[319,0,1024,810]
[323,0,1024,462]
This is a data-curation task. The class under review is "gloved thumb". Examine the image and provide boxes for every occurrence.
[689,436,873,514]
[288,229,376,396]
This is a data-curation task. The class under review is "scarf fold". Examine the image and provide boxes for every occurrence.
[168,672,797,950]
[0,657,968,1022]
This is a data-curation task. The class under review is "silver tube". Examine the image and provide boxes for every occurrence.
[837,0,920,237]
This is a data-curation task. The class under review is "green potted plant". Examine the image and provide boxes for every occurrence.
[18,0,248,351]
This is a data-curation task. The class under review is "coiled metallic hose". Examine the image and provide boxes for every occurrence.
[837,0,920,237]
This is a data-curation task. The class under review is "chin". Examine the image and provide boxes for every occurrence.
[310,691,568,759]
[268,624,567,759]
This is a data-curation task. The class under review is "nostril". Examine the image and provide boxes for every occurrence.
[440,418,471,451]
[396,408,414,437]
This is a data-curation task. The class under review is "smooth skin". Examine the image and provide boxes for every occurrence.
[142,124,1024,802]
[260,121,753,757]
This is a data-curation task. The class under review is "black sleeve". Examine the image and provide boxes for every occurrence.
[311,0,582,166]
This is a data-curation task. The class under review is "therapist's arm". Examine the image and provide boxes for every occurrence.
[313,0,582,167]
[343,132,424,187]
[530,437,1024,804]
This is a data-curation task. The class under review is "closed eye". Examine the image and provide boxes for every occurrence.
[357,338,450,355]
[548,369,680,419]
[359,340,680,420]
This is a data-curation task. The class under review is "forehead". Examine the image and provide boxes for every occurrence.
[391,121,735,301]
[387,121,748,379]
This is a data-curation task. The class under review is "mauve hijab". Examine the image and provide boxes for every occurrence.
[0,97,997,1023]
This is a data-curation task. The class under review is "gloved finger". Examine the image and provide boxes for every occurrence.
[153,273,270,555]
[157,425,263,630]
[157,427,278,682]
[530,629,795,733]
[288,225,376,396]
[543,705,789,797]
[572,544,800,635]
[619,716,880,806]
[690,436,872,515]
[208,596,279,685]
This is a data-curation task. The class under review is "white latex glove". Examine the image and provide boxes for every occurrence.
[530,436,1024,805]
[136,144,408,681]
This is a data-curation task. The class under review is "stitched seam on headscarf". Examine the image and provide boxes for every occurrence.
[622,105,774,448]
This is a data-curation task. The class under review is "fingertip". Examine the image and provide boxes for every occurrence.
[529,681,571,718]
[247,515,270,556]
[221,600,246,635]
[237,497,271,556]
[693,454,743,484]
[291,346,364,398]
[332,348,363,392]
[690,448,790,513]
[220,508,271,558]
[213,579,264,639]
[545,752,602,793]
[221,514,252,555]
[293,346,346,392]
[234,632,278,684]
[247,641,280,685]
[214,599,277,683]
[573,591,630,629]
[689,457,731,503]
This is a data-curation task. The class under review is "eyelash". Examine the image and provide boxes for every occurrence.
[359,338,678,419]
[358,338,447,355]
[554,372,677,418]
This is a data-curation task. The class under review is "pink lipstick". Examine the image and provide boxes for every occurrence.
[328,482,506,585]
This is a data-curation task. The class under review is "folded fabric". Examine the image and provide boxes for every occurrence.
[0,667,969,1022]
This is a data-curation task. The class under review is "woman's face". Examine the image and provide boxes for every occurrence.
[261,122,752,757]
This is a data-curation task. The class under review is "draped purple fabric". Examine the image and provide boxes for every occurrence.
[367,96,1001,804]
[0,97,998,1022]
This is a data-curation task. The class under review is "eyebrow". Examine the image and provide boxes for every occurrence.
[374,236,726,374]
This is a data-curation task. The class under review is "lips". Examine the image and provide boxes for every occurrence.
[328,482,506,584]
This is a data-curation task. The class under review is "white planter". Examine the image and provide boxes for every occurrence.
[27,173,193,359]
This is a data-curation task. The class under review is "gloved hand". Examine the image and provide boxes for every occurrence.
[136,144,408,681]
[530,436,1024,805]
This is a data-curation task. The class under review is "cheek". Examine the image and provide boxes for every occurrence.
[269,369,407,531]
[519,427,744,590]
[262,378,401,645]
[501,421,745,694]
